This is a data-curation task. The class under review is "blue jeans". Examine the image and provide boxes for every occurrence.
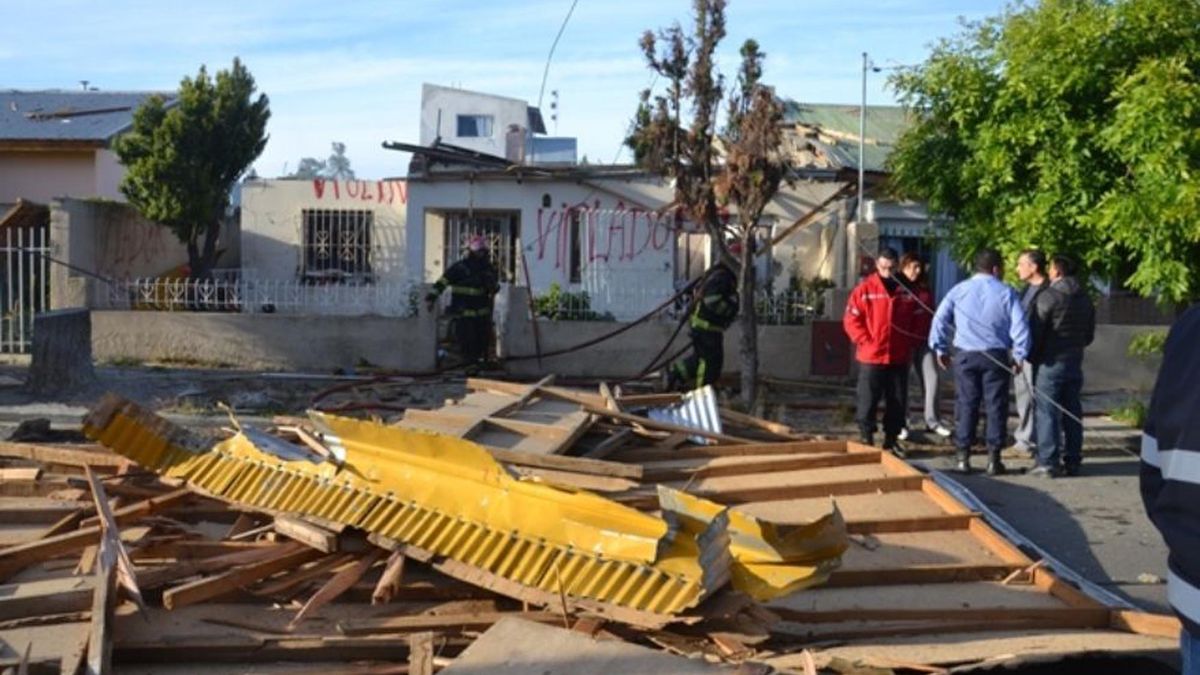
[953,350,1011,455]
[1034,353,1084,469]
[1183,628,1200,675]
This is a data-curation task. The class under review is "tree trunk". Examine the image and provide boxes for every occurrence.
[737,240,759,410]
[187,221,222,279]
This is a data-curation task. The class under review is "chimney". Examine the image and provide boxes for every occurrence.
[505,124,527,164]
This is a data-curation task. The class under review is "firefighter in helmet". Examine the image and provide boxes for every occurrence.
[426,235,500,370]
[666,240,741,391]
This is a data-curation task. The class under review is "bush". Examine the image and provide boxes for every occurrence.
[533,283,614,321]
[1128,330,1168,359]
[1110,399,1148,429]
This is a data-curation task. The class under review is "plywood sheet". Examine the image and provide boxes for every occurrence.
[767,582,1065,612]
[840,531,1003,570]
[683,463,893,493]
[737,491,947,523]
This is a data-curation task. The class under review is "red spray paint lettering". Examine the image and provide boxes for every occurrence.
[312,179,408,205]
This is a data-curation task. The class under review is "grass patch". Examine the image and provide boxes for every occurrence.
[1109,399,1147,429]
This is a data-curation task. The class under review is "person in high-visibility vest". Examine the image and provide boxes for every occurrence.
[426,235,500,370]
[666,241,741,391]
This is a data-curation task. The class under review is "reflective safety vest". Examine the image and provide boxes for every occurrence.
[691,265,738,332]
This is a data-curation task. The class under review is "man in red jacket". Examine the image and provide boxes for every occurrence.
[843,247,920,456]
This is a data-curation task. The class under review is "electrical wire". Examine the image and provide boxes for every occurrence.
[537,0,580,112]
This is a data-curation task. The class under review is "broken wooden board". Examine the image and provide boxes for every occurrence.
[440,617,727,674]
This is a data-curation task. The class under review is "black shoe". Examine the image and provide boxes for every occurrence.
[858,433,875,447]
[884,441,907,459]
[955,454,972,473]
[986,460,1007,476]
[1029,465,1060,478]
[1064,463,1081,477]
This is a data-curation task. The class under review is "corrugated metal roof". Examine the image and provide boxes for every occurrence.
[781,101,910,173]
[648,385,723,445]
[0,90,175,143]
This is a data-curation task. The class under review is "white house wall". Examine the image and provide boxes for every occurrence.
[0,151,99,204]
[419,84,529,158]
[405,178,677,320]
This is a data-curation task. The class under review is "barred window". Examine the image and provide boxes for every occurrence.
[301,209,373,282]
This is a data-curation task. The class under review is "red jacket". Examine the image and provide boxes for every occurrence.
[895,283,934,348]
[843,273,921,366]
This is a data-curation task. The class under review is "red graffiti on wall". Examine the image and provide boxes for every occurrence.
[312,179,408,205]
[534,200,673,277]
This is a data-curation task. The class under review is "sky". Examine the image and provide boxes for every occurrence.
[0,0,1008,179]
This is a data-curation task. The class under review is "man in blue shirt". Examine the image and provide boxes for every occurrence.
[930,248,1031,475]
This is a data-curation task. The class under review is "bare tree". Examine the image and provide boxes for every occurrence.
[628,0,785,408]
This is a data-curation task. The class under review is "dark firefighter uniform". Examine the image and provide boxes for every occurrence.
[426,249,499,367]
[669,263,739,390]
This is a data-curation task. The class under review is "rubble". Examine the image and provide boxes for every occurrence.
[0,377,1183,673]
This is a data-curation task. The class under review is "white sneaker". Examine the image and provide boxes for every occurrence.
[929,422,952,438]
[898,427,910,441]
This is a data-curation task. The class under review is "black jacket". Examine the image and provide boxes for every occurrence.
[1030,276,1095,363]
[434,254,499,314]
[691,264,739,331]
[1141,304,1200,636]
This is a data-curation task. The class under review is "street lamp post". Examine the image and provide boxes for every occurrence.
[859,52,867,224]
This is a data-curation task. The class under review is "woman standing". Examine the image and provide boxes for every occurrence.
[897,253,952,439]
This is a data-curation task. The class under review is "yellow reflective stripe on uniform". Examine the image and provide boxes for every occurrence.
[695,358,707,389]
[451,285,487,296]
[690,314,719,332]
[458,308,491,317]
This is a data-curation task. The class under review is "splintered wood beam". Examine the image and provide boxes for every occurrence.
[486,446,643,480]
[136,543,299,590]
[289,549,384,628]
[85,468,146,615]
[372,551,407,605]
[408,631,435,675]
[0,442,124,470]
[273,515,339,553]
[0,487,192,581]
[162,543,322,610]
[85,544,117,675]
[718,407,805,440]
[338,610,563,636]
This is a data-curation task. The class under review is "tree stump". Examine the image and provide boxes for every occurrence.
[27,309,97,395]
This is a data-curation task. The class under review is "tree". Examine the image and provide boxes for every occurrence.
[888,0,1200,304]
[628,0,785,407]
[289,142,354,180]
[114,58,269,278]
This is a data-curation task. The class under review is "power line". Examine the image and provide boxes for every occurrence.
[537,0,580,112]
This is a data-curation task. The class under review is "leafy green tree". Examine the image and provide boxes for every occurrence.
[628,0,785,407]
[115,59,269,278]
[888,0,1200,304]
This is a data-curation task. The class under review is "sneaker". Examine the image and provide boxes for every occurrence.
[927,422,952,438]
[1029,465,1061,478]
[898,427,910,441]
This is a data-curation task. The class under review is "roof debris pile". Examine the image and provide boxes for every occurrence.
[0,377,1182,673]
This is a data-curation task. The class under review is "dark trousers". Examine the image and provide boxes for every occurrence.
[1035,353,1084,469]
[674,328,724,389]
[855,364,908,444]
[953,350,1012,456]
[453,315,491,365]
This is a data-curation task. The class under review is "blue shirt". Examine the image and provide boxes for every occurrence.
[929,273,1030,361]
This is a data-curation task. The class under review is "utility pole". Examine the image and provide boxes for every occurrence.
[858,52,867,223]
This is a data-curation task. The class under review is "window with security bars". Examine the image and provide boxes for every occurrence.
[442,211,519,282]
[301,209,373,282]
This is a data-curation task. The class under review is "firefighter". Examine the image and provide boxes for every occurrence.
[666,241,741,391]
[425,235,500,370]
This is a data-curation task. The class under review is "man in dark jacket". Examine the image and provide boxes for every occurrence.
[426,235,500,370]
[1141,303,1200,671]
[843,247,919,456]
[1030,254,1096,477]
[668,247,740,392]
[668,243,741,391]
[1013,249,1050,456]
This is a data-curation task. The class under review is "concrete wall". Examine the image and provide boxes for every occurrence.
[499,286,811,380]
[406,177,677,320]
[420,84,529,158]
[50,198,191,309]
[240,178,409,283]
[92,309,437,372]
[93,149,125,201]
[1084,324,1164,393]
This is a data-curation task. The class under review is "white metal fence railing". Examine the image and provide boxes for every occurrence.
[0,225,51,353]
[99,276,423,318]
[529,284,819,325]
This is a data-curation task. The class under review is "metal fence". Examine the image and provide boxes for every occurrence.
[99,275,422,318]
[0,225,51,353]
[529,285,819,325]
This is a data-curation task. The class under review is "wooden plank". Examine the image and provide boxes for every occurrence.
[919,479,974,515]
[0,442,123,469]
[0,502,79,525]
[0,467,41,481]
[823,564,1021,587]
[252,553,356,597]
[580,428,634,460]
[1110,609,1182,638]
[162,543,322,610]
[1030,566,1104,609]
[618,474,926,508]
[486,446,642,480]
[770,605,1110,625]
[372,551,406,605]
[289,548,384,627]
[718,407,804,439]
[612,440,850,463]
[339,610,563,636]
[846,513,977,535]
[85,548,116,675]
[466,378,606,409]
[0,576,94,621]
[136,543,302,589]
[85,468,146,615]
[967,517,1035,566]
[577,404,752,444]
[0,487,192,581]
[409,631,435,675]
[274,515,339,553]
[640,451,880,483]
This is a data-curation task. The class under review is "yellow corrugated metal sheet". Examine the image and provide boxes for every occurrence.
[83,395,729,617]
